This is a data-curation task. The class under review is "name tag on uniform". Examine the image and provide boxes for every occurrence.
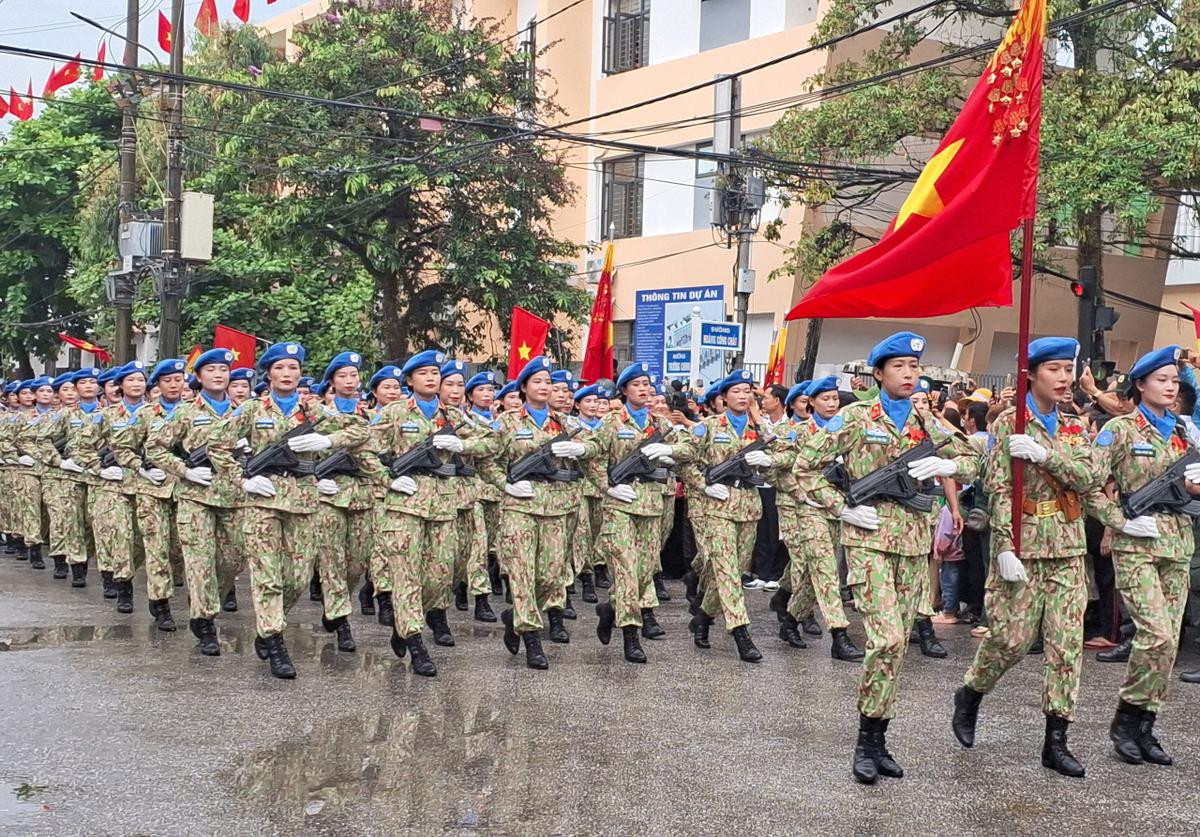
[865,429,890,445]
[254,419,276,429]
[617,429,635,440]
[113,420,130,429]
[714,432,731,443]
[92,414,103,424]
[400,422,420,434]
[192,416,212,426]
[69,419,83,428]
[1132,443,1155,457]
[515,429,534,440]
[151,420,165,431]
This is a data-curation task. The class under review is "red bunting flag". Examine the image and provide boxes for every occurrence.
[213,324,258,369]
[196,0,220,36]
[9,83,33,121]
[158,11,173,52]
[233,0,251,23]
[507,307,551,379]
[58,333,113,364]
[0,95,8,119]
[580,242,615,383]
[93,41,106,81]
[44,54,82,98]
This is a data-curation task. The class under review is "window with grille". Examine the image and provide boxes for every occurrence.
[601,156,644,239]
[603,0,650,75]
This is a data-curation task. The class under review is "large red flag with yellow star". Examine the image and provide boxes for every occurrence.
[786,0,1046,320]
[507,306,551,379]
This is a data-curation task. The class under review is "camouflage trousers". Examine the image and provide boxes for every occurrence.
[597,510,661,628]
[574,495,603,574]
[1114,550,1190,713]
[914,518,939,620]
[137,494,181,601]
[176,499,243,621]
[238,506,318,638]
[480,500,501,568]
[779,508,849,629]
[11,472,44,545]
[696,515,757,631]
[660,492,675,551]
[313,504,376,621]
[965,555,1085,720]
[0,470,8,531]
[453,504,491,597]
[559,499,580,589]
[367,497,392,594]
[378,511,447,638]
[500,509,569,633]
[44,476,87,562]
[847,547,924,720]
[92,488,142,580]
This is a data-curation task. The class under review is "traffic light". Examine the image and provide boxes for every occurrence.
[1073,266,1119,368]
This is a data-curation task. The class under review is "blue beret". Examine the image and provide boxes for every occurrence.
[1027,337,1079,367]
[321,351,363,384]
[253,380,269,395]
[315,380,331,397]
[2,382,16,394]
[795,379,812,395]
[616,362,652,389]
[915,378,931,393]
[574,383,603,402]
[702,382,721,403]
[28,376,53,391]
[1128,345,1181,380]
[113,361,146,384]
[867,331,926,367]
[50,373,75,391]
[74,367,102,383]
[718,369,756,394]
[228,368,255,382]
[149,358,187,385]
[785,383,808,405]
[806,375,838,397]
[194,348,235,373]
[550,369,574,386]
[440,359,467,381]
[369,365,404,391]
[258,341,306,371]
[297,377,315,389]
[516,355,554,388]
[466,371,497,393]
[496,381,518,399]
[97,369,118,385]
[186,374,199,389]
[401,349,446,377]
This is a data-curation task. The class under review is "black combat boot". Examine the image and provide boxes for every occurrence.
[407,634,437,677]
[2,534,15,554]
[454,582,469,611]
[562,594,577,620]
[1097,636,1131,663]
[502,574,513,604]
[654,573,670,602]
[101,570,116,598]
[768,587,790,622]
[376,591,394,627]
[1109,700,1145,764]
[622,625,647,664]
[52,555,68,579]
[13,536,28,560]
[222,588,238,612]
[641,608,665,640]
[1136,708,1172,765]
[389,626,407,658]
[779,614,807,648]
[546,608,570,644]
[264,633,296,680]
[1027,633,1044,655]
[580,571,597,603]
[488,556,502,596]
[732,625,762,663]
[1042,714,1085,777]
[474,594,496,623]
[595,601,616,646]
[309,570,323,601]
[426,609,454,647]
[335,618,356,652]
[830,627,865,662]
[500,608,521,655]
[800,614,822,637]
[915,617,947,658]
[952,685,985,748]
[189,618,220,656]
[253,635,270,660]
[852,715,879,785]
[28,544,44,569]
[149,598,176,632]
[358,581,375,615]
[874,719,904,778]
[593,564,611,589]
[689,612,713,649]
[683,569,700,605]
[115,579,134,614]
[70,562,87,588]
[522,631,549,670]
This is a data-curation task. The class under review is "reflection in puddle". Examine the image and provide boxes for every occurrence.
[0,781,49,826]
[0,624,135,650]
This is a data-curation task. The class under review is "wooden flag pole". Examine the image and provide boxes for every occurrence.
[1010,216,1036,558]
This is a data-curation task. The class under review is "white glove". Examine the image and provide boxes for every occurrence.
[996,549,1028,583]
[16,455,35,467]
[139,467,167,485]
[658,456,676,467]
[744,449,773,468]
[390,475,418,495]
[99,466,125,482]
[1185,462,1200,484]
[907,456,958,480]
[607,484,637,503]
[704,483,730,502]
[59,458,85,474]
[1121,515,1160,539]
[287,433,332,453]
[1008,434,1048,464]
[235,437,250,452]
[242,475,277,497]
[317,478,339,496]
[551,440,586,459]
[505,480,534,499]
[184,466,213,487]
[431,434,465,453]
[641,442,674,462]
[839,504,880,530]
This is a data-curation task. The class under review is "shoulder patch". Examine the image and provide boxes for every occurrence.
[691,423,707,438]
[254,418,276,429]
[1095,430,1113,448]
[787,431,797,442]
[151,420,165,431]
[825,415,844,433]
[514,428,534,440]
[192,416,212,426]
[93,414,104,424]
[489,420,501,432]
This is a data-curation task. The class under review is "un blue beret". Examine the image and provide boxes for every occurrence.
[2,381,16,394]
[25,376,52,391]
[315,380,331,397]
[297,377,315,389]
[401,349,446,377]
[806,376,838,397]
[74,367,102,383]
[718,369,756,395]
[496,381,518,399]
[466,371,497,393]
[785,383,808,406]
[549,370,573,385]
[15,379,36,392]
[194,348,235,373]
[96,369,118,385]
[1027,337,1079,367]
[113,361,146,384]
[50,373,75,391]
[867,331,926,367]
[259,341,306,371]
[616,362,652,389]
[321,351,363,384]
[702,382,721,403]
[574,383,603,402]
[516,355,554,388]
[253,380,269,395]
[915,378,931,393]
[228,368,255,383]
[440,359,467,381]
[369,365,404,391]
[1129,345,1181,380]
[149,358,187,385]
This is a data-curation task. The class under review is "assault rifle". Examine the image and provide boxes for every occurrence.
[98,445,153,471]
[52,436,67,456]
[1122,448,1200,519]
[704,435,773,489]
[840,438,948,513]
[608,428,670,487]
[387,421,463,479]
[507,426,583,483]
[242,411,323,479]
[314,449,362,480]
[174,442,212,470]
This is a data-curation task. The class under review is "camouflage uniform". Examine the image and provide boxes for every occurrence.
[963,406,1101,720]
[568,414,606,578]
[59,403,103,566]
[31,406,81,562]
[1087,411,1194,713]
[75,402,145,581]
[363,405,393,598]
[796,397,979,719]
[208,396,322,639]
[144,395,245,621]
[11,409,48,548]
[452,411,495,598]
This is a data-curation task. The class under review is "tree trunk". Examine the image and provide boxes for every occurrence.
[799,317,823,381]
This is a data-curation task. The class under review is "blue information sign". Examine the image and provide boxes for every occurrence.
[633,285,725,383]
[699,321,742,351]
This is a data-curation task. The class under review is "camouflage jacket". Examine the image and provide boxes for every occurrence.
[587,408,690,518]
[449,409,501,510]
[492,406,590,518]
[681,412,767,523]
[61,404,103,486]
[31,407,72,480]
[566,414,605,499]
[111,400,181,500]
[75,401,146,496]
[144,395,242,509]
[764,414,803,510]
[984,406,1102,560]
[795,397,980,557]
[314,401,386,513]
[1086,410,1195,560]
[13,408,52,476]
[0,412,18,464]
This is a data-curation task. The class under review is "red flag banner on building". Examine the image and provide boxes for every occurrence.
[764,325,787,386]
[507,306,551,379]
[196,0,220,36]
[93,41,106,81]
[9,84,33,121]
[44,55,82,98]
[233,0,251,23]
[158,11,173,52]
[213,324,257,369]
[786,0,1046,321]
[58,332,112,364]
[1181,303,1200,354]
[581,242,615,383]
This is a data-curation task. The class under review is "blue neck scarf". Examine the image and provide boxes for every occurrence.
[626,404,649,430]
[415,396,439,421]
[271,391,300,416]
[334,395,360,415]
[159,397,180,417]
[580,415,602,430]
[726,409,748,438]
[812,412,829,429]
[35,404,52,415]
[472,406,493,421]
[879,390,912,431]
[1026,393,1058,438]
[200,392,230,417]
[78,399,98,414]
[526,403,549,428]
[123,398,145,415]
[1138,403,1176,442]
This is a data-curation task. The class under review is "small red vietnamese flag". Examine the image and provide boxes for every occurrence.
[213,324,257,369]
[580,242,615,383]
[44,54,82,98]
[10,83,33,121]
[58,333,113,364]
[233,0,251,23]
[786,0,1047,321]
[196,0,220,37]
[93,41,106,81]
[0,94,8,119]
[158,11,173,52]
[507,306,552,379]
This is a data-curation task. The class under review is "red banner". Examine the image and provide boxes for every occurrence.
[58,332,112,364]
[213,324,257,369]
[581,242,615,383]
[507,307,551,379]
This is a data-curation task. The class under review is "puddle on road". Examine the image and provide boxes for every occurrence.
[0,781,50,827]
[0,624,135,651]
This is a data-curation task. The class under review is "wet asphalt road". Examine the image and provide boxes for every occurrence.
[3,557,1200,837]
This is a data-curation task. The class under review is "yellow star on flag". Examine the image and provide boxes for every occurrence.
[231,349,240,360]
[518,342,532,361]
[894,139,964,231]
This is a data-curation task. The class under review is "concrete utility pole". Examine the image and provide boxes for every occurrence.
[113,0,139,365]
[157,0,186,359]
